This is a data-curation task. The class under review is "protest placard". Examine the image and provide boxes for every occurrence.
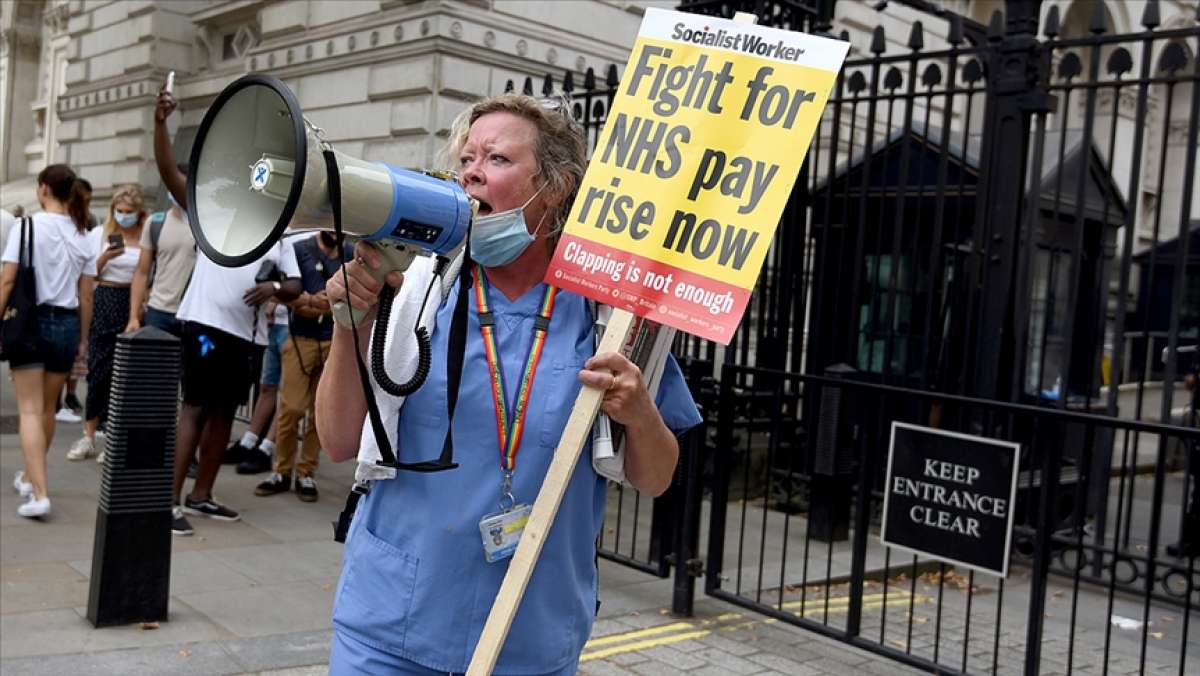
[546,7,849,343]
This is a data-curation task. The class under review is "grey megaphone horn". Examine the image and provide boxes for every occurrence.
[186,73,473,328]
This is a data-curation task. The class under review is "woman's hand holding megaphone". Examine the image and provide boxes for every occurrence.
[326,241,404,327]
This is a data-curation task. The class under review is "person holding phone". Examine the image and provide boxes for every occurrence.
[66,185,146,463]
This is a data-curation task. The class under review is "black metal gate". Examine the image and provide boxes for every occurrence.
[524,0,1199,672]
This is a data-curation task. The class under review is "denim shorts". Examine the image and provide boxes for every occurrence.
[144,306,182,337]
[260,323,289,387]
[8,306,80,373]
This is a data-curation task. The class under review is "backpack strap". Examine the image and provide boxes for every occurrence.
[148,211,167,250]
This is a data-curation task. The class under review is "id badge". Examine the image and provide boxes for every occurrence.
[478,504,532,563]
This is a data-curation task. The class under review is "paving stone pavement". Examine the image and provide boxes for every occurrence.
[2,371,1192,675]
[1,371,930,675]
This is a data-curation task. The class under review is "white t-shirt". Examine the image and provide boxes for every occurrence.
[176,241,300,345]
[1,212,97,308]
[89,228,142,284]
[0,209,14,255]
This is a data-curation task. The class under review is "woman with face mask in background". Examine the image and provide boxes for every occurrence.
[316,94,701,674]
[0,164,96,518]
[67,185,146,463]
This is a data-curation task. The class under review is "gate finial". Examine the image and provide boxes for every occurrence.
[907,21,924,50]
[987,10,1004,41]
[1089,0,1109,35]
[1043,6,1060,38]
[1140,0,1161,30]
[870,25,886,54]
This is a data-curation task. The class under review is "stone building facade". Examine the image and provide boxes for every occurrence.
[0,0,670,211]
[0,0,1196,240]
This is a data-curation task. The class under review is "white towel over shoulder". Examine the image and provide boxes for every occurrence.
[354,253,462,483]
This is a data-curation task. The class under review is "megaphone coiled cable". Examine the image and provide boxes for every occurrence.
[370,282,432,397]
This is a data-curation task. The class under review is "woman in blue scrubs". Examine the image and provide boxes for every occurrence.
[317,94,701,674]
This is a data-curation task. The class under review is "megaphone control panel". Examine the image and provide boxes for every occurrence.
[391,220,443,245]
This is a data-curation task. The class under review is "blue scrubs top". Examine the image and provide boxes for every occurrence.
[332,279,701,674]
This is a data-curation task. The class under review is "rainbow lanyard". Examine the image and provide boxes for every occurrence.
[473,265,558,475]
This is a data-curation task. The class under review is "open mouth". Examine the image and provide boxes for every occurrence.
[475,198,493,216]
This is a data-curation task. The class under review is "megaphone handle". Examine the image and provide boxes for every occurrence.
[332,240,418,328]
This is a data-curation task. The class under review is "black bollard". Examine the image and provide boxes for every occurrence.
[86,326,180,627]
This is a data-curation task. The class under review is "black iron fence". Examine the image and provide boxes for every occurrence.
[525,0,1200,673]
[705,365,1197,675]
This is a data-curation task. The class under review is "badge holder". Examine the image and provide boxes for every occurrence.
[478,472,531,563]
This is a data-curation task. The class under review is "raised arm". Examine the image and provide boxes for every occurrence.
[154,88,188,209]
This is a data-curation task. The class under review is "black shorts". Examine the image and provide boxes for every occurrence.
[181,321,263,416]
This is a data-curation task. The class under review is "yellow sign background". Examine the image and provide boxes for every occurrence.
[563,36,841,290]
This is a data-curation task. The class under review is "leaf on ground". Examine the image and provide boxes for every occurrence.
[1149,631,1164,640]
[178,649,192,657]
[1052,591,1064,598]
[1161,616,1175,624]
[139,622,159,630]
[888,639,908,649]
[912,615,929,624]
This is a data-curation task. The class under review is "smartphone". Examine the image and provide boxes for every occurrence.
[164,71,175,95]
[107,233,124,250]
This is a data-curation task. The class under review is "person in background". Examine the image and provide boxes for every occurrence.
[126,163,197,338]
[1168,354,1199,558]
[225,300,286,475]
[56,181,94,423]
[67,185,146,463]
[144,81,303,535]
[255,232,350,502]
[0,164,96,518]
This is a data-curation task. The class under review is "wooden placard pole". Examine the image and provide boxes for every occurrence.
[467,12,759,675]
[467,308,635,675]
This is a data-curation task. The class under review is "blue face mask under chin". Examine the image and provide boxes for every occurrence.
[469,183,549,268]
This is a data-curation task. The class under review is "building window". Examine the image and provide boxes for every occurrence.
[1026,247,1071,398]
[856,254,913,375]
[219,24,258,63]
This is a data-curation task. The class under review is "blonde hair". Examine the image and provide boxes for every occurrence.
[102,184,147,239]
[442,93,586,234]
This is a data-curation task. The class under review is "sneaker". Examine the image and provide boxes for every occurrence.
[182,495,241,522]
[12,471,32,497]
[296,475,318,503]
[255,473,291,496]
[186,458,198,479]
[17,495,51,518]
[172,506,194,536]
[64,392,83,415]
[236,450,272,475]
[223,441,253,465]
[55,408,81,423]
[66,436,95,461]
[96,450,106,465]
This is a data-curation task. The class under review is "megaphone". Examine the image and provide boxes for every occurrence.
[186,73,472,328]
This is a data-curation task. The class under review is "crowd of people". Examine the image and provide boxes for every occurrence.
[0,85,350,528]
